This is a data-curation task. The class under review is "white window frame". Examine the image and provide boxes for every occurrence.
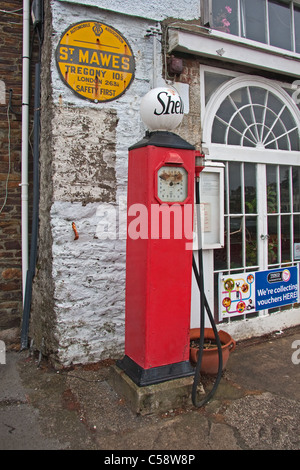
[201,0,300,54]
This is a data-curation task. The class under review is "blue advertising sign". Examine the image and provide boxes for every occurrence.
[255,266,298,311]
[219,266,299,320]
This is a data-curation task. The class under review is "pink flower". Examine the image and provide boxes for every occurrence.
[222,18,231,27]
[225,6,232,13]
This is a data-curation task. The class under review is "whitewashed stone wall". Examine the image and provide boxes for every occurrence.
[31,0,200,366]
[56,0,201,22]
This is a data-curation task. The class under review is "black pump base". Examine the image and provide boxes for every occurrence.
[116,355,195,387]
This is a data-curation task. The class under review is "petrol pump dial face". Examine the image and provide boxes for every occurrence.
[157,166,188,202]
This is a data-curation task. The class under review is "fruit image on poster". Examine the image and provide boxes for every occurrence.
[219,272,256,320]
[219,266,299,320]
[56,21,135,103]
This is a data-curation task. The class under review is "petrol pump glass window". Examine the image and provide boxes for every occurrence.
[241,0,267,43]
[212,0,239,36]
[268,0,292,51]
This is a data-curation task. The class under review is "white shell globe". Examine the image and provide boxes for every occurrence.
[140,87,184,131]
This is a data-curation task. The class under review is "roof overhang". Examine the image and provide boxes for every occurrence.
[168,27,300,79]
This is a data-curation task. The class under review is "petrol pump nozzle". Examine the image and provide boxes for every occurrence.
[195,151,205,178]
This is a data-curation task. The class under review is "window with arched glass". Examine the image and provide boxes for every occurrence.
[212,85,299,151]
[197,68,300,324]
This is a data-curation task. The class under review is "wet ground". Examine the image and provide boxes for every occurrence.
[1,325,300,450]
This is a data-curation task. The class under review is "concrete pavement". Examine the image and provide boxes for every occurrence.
[0,325,300,451]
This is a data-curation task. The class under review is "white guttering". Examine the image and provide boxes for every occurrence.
[21,0,30,303]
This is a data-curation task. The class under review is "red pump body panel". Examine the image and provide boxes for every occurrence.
[125,143,195,370]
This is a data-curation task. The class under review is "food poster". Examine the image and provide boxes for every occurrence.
[219,266,298,320]
[219,272,256,319]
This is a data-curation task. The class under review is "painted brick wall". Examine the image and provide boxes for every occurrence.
[0,2,23,340]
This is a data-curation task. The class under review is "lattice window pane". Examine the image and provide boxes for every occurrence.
[268,0,292,51]
[212,85,300,150]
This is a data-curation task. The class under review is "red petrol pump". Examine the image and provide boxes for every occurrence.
[117,87,223,405]
[119,132,196,385]
[117,87,201,386]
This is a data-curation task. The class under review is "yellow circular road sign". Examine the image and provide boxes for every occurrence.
[55,21,135,103]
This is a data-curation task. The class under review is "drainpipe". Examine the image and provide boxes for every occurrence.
[21,0,30,303]
[21,0,43,349]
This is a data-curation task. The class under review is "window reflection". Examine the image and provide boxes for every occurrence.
[293,167,300,212]
[281,215,291,262]
[212,86,299,150]
[212,0,238,35]
[295,6,300,54]
[241,0,266,43]
[294,214,300,245]
[210,0,298,53]
[268,215,279,265]
[244,163,256,214]
[229,162,241,213]
[246,216,257,266]
[268,0,292,51]
[280,166,290,213]
[230,217,243,268]
[266,166,278,214]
